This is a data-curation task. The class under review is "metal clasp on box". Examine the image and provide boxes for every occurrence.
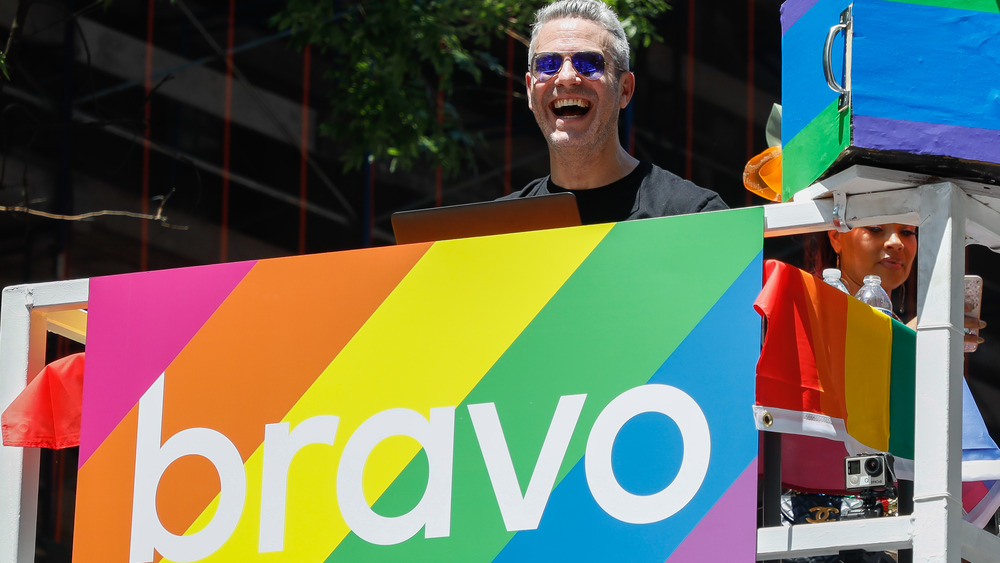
[823,5,853,112]
[832,191,850,232]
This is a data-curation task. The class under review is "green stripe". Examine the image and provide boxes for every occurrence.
[782,100,851,201]
[883,0,1000,12]
[887,319,916,460]
[325,208,763,562]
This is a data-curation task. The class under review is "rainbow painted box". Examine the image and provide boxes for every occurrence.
[781,0,1000,201]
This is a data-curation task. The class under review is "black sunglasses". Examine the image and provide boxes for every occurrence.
[531,51,607,82]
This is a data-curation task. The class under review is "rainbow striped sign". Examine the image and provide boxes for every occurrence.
[74,208,762,562]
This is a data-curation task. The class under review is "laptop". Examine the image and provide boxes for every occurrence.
[391,192,581,244]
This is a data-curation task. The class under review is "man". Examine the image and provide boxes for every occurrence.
[501,0,727,224]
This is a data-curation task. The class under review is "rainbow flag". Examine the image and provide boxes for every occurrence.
[74,209,762,562]
[754,259,915,459]
[754,259,1000,485]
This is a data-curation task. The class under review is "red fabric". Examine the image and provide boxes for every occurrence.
[755,259,822,413]
[755,261,853,492]
[964,481,989,514]
[2,353,85,449]
[781,434,852,494]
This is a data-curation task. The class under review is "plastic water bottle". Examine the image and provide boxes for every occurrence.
[822,268,849,294]
[854,274,893,318]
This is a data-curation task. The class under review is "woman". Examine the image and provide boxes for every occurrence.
[824,223,984,345]
[828,224,916,297]
[803,223,917,320]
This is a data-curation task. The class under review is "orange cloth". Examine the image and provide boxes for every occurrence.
[2,353,85,449]
[743,145,782,202]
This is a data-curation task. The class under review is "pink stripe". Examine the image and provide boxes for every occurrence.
[80,261,255,466]
[667,460,758,561]
[781,0,820,36]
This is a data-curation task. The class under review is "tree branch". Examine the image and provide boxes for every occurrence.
[0,187,188,229]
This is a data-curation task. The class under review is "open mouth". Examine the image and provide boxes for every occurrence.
[552,98,591,118]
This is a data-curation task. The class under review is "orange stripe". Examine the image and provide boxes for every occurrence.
[801,272,848,420]
[151,244,430,536]
[73,407,138,562]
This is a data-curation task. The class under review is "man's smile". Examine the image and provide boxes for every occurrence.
[551,98,592,117]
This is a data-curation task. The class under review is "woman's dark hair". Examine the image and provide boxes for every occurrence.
[802,232,836,279]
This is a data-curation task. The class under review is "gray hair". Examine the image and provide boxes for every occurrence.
[528,0,630,77]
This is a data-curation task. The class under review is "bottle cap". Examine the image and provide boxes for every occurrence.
[863,274,882,285]
[823,268,842,279]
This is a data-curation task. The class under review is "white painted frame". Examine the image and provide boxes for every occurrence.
[759,167,1000,562]
[0,279,88,563]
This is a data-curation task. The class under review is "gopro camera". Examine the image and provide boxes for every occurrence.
[845,453,895,490]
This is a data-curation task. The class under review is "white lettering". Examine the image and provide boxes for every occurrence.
[584,384,710,524]
[468,394,586,531]
[129,374,247,563]
[126,383,713,557]
[336,407,456,545]
[259,416,339,552]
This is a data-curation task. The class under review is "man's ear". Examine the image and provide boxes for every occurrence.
[828,229,843,254]
[619,71,636,108]
[525,72,534,111]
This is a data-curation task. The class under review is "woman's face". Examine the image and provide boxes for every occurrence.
[828,223,917,294]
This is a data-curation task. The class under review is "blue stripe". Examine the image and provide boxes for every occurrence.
[964,378,1000,461]
[782,0,850,142]
[494,253,761,562]
[853,0,1000,131]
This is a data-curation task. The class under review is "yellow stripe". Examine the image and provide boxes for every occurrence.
[843,299,893,451]
[170,225,613,562]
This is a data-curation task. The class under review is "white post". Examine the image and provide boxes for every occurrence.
[0,286,46,563]
[0,279,88,563]
[912,182,966,562]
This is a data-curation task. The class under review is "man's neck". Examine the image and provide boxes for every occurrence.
[548,144,640,190]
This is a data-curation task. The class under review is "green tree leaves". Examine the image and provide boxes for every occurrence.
[273,0,669,176]
[0,51,9,81]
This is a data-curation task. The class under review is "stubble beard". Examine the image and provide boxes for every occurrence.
[540,75,622,160]
[544,107,620,166]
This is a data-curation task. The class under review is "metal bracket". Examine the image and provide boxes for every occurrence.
[832,191,850,232]
[823,6,853,112]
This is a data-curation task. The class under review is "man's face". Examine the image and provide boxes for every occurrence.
[526,18,634,152]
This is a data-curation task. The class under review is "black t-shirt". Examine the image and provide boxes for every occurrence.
[500,161,728,224]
